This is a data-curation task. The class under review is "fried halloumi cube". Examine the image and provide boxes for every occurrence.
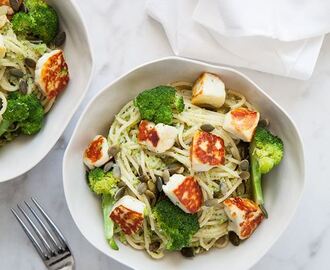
[110,195,146,235]
[192,72,226,108]
[35,49,69,99]
[138,120,177,153]
[223,107,260,142]
[83,135,111,169]
[163,174,203,213]
[191,130,225,172]
[223,197,264,239]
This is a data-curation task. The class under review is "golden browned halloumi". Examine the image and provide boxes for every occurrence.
[137,120,177,153]
[110,195,146,235]
[223,107,260,142]
[192,72,226,108]
[191,130,225,172]
[223,197,264,239]
[163,174,203,214]
[35,49,69,99]
[83,135,111,169]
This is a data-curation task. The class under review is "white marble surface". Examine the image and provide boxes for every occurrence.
[1,0,330,269]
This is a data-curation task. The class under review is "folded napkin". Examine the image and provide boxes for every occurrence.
[146,0,328,80]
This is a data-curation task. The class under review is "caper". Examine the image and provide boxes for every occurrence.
[149,241,160,252]
[24,58,36,68]
[162,169,170,183]
[239,159,249,171]
[237,141,249,160]
[181,247,195,257]
[108,145,120,157]
[138,165,144,176]
[239,171,250,180]
[145,190,156,205]
[236,182,246,195]
[228,231,240,246]
[19,3,28,13]
[117,181,126,188]
[156,175,163,192]
[114,187,126,200]
[19,79,28,94]
[216,235,228,246]
[138,174,148,183]
[103,161,114,172]
[9,0,20,12]
[258,118,270,128]
[9,68,24,78]
[204,199,219,207]
[137,182,147,195]
[147,180,156,193]
[200,124,215,132]
[53,31,66,47]
[112,165,121,178]
[167,163,184,174]
[145,190,156,202]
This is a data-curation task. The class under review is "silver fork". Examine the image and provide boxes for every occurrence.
[11,198,74,270]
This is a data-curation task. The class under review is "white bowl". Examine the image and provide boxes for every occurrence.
[0,0,93,182]
[63,57,305,270]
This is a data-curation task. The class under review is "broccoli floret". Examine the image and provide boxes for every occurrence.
[0,98,29,136]
[3,99,29,122]
[88,168,119,196]
[11,12,34,37]
[135,86,185,125]
[0,93,44,137]
[29,6,59,44]
[252,127,284,174]
[20,121,41,135]
[250,127,284,208]
[12,0,59,44]
[153,199,199,251]
[88,169,120,250]
[19,94,44,135]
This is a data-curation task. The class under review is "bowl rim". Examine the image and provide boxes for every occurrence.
[63,56,305,270]
[0,0,95,182]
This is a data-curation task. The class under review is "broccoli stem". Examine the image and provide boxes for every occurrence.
[250,154,264,206]
[102,195,119,250]
[0,119,11,137]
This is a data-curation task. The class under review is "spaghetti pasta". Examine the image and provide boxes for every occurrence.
[106,81,256,258]
[0,23,50,97]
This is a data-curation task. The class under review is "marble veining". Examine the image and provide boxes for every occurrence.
[1,0,330,269]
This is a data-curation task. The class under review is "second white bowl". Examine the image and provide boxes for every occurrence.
[0,0,93,182]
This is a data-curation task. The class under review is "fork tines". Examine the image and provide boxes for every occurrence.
[11,198,73,268]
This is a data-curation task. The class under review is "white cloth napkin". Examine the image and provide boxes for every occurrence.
[146,0,328,80]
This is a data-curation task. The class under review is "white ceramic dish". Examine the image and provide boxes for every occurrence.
[63,57,305,270]
[0,0,93,182]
